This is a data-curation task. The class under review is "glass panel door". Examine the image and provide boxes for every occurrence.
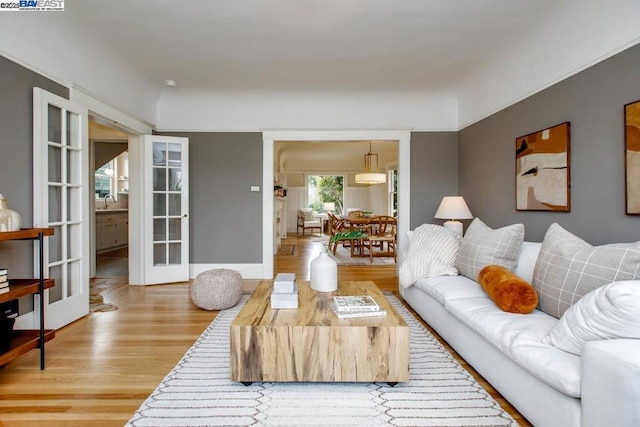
[33,88,89,329]
[144,136,189,284]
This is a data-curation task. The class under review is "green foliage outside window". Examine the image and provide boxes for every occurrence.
[308,175,343,213]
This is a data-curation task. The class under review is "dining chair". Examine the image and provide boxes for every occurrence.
[327,212,346,254]
[364,215,397,263]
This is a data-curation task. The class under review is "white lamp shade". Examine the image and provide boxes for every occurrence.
[323,202,335,211]
[355,172,386,184]
[434,196,473,220]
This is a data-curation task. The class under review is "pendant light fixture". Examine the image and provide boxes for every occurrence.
[355,142,386,184]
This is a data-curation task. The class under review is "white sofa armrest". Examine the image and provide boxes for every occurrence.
[582,339,640,427]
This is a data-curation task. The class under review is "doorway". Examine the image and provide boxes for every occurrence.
[89,119,132,279]
[263,130,411,280]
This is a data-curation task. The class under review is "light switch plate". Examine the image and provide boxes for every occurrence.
[251,186,260,192]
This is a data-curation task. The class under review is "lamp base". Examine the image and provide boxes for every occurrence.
[442,220,463,236]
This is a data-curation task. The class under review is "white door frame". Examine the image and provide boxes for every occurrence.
[69,86,152,284]
[262,130,411,279]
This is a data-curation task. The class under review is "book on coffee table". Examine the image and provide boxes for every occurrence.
[331,295,380,313]
[330,302,387,319]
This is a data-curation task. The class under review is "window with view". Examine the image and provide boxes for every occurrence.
[389,168,398,217]
[308,175,344,214]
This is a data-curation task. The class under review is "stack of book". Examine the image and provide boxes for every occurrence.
[270,272,298,309]
[330,295,387,319]
[0,268,8,294]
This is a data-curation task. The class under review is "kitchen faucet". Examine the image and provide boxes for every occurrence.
[104,194,116,209]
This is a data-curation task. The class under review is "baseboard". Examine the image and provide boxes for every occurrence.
[189,263,266,279]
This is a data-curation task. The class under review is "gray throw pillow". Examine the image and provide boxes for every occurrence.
[456,218,525,281]
[532,223,640,318]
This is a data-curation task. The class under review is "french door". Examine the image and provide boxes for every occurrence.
[33,88,89,329]
[143,135,189,284]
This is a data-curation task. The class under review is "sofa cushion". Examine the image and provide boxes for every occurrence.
[414,275,487,306]
[399,224,462,288]
[532,223,640,318]
[478,265,538,314]
[455,218,525,281]
[446,297,581,397]
[513,241,542,283]
[544,281,640,355]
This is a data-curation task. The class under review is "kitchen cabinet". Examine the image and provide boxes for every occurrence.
[96,211,128,252]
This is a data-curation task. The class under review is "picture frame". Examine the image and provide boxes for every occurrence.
[515,122,570,212]
[625,99,640,215]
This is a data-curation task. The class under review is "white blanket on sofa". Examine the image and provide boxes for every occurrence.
[399,224,462,288]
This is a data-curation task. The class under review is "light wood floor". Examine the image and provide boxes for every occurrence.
[0,234,530,426]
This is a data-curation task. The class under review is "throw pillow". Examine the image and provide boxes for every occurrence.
[477,265,538,314]
[543,281,640,355]
[399,224,462,288]
[300,209,315,222]
[532,223,640,318]
[455,218,525,281]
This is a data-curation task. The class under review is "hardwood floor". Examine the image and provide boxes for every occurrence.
[0,233,530,426]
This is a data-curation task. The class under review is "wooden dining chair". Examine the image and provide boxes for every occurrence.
[327,212,346,254]
[364,215,397,263]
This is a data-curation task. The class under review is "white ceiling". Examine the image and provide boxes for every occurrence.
[276,140,398,173]
[70,0,547,92]
[2,1,639,128]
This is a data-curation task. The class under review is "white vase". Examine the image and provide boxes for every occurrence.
[310,251,338,292]
[0,194,22,232]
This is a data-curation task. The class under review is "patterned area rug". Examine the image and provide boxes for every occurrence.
[276,244,296,255]
[127,294,517,426]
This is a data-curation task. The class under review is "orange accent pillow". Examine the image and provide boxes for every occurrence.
[477,265,538,314]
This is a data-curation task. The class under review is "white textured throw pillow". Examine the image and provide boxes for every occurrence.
[544,281,640,355]
[455,218,525,281]
[399,224,462,288]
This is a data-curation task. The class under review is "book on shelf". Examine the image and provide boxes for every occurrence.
[0,287,9,294]
[0,281,8,289]
[330,302,387,319]
[331,295,379,313]
[0,275,7,284]
[0,268,7,276]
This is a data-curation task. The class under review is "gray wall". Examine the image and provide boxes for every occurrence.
[158,132,263,263]
[0,55,68,277]
[410,132,459,228]
[459,43,640,245]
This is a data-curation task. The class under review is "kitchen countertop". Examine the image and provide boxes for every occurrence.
[95,208,128,213]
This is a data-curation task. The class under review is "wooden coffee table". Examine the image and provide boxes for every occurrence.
[230,280,409,384]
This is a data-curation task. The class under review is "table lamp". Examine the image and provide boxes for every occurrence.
[434,196,473,236]
[323,202,335,213]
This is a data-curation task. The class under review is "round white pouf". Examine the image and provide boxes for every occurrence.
[190,269,243,310]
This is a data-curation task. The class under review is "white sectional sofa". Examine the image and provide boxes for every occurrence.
[400,229,640,427]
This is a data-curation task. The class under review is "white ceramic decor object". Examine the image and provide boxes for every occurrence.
[0,194,22,232]
[310,251,338,292]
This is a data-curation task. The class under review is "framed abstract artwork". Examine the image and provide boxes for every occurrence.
[625,99,640,215]
[515,122,570,211]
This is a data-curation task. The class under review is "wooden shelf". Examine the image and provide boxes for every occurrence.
[0,227,54,369]
[0,279,55,304]
[0,330,55,366]
[0,228,54,242]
